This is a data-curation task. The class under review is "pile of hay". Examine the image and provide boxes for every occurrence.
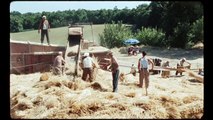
[10,67,203,119]
[67,51,77,57]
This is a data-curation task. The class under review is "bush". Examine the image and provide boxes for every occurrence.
[99,21,133,48]
[10,16,23,32]
[169,22,191,48]
[136,27,166,47]
[187,16,203,44]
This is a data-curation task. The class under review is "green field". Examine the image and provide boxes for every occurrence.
[10,24,105,46]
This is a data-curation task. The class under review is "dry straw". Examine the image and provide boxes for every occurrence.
[10,64,203,119]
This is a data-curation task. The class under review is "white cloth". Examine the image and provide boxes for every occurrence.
[83,57,93,68]
[179,59,184,66]
[43,23,48,30]
[42,20,49,30]
[140,57,149,69]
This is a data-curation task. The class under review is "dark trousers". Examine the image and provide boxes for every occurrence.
[176,63,182,75]
[112,69,119,92]
[41,29,50,44]
[82,68,93,82]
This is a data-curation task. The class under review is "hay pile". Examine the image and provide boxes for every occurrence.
[10,46,203,119]
[10,69,203,119]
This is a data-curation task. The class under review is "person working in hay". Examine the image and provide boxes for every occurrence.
[53,51,66,76]
[108,52,120,92]
[82,52,96,82]
[175,58,191,76]
[137,51,154,96]
[161,60,170,78]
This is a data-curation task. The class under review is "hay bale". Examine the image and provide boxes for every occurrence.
[90,82,103,91]
[105,94,115,100]
[92,68,98,81]
[119,73,126,82]
[44,81,61,89]
[67,51,77,56]
[182,95,200,104]
[133,102,151,111]
[32,96,43,106]
[125,92,136,98]
[158,95,180,105]
[161,71,170,78]
[179,102,203,119]
[67,79,89,90]
[110,103,127,111]
[166,106,181,119]
[87,101,103,112]
[68,81,78,90]
[69,103,88,116]
[40,73,49,81]
[68,99,103,116]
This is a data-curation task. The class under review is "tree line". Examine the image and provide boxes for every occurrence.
[10,1,203,48]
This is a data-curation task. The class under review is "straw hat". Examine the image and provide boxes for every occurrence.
[83,52,89,57]
[42,15,46,19]
[58,51,62,55]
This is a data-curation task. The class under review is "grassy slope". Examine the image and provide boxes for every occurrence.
[10,24,105,46]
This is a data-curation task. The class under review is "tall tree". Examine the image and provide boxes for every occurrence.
[10,14,23,32]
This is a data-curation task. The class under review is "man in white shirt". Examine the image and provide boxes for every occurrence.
[175,58,191,76]
[82,52,96,82]
[137,51,154,95]
[38,15,51,45]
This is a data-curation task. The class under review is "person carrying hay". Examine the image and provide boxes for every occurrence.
[108,52,119,92]
[161,61,170,78]
[137,51,154,96]
[53,51,65,76]
[175,58,191,76]
[82,52,96,82]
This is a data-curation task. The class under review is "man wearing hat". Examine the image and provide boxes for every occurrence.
[38,15,51,45]
[82,52,96,82]
[53,51,65,76]
[176,58,191,76]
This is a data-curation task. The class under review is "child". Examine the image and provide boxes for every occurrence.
[130,64,137,76]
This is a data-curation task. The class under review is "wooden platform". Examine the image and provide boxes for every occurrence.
[10,40,66,74]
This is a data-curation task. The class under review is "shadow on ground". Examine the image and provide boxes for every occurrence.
[119,45,203,60]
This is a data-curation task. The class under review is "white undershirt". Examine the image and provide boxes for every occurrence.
[140,57,149,69]
[83,57,93,68]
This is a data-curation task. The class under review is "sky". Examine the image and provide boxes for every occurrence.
[10,1,151,14]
